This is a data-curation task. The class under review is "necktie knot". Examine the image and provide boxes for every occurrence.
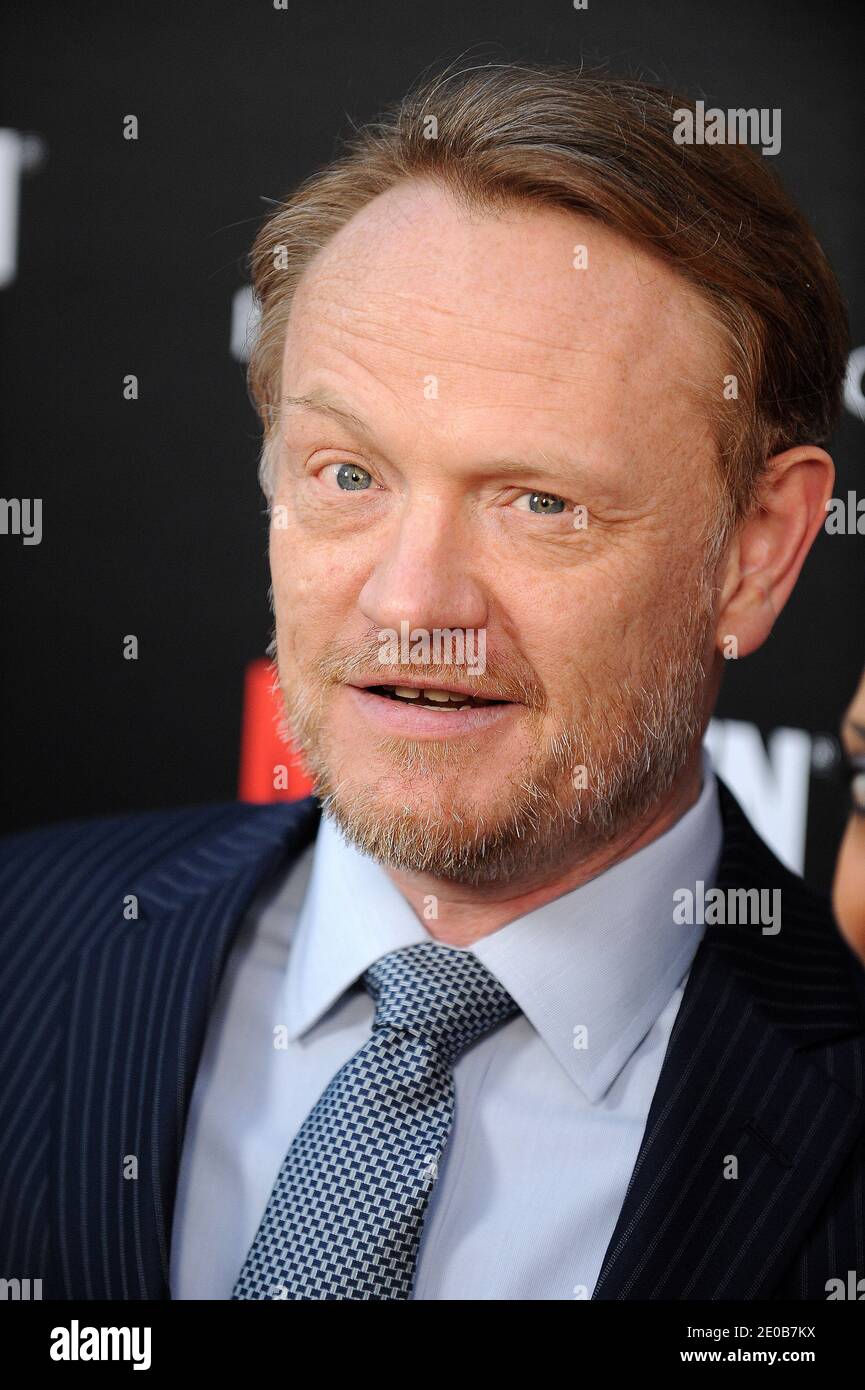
[362,941,518,1064]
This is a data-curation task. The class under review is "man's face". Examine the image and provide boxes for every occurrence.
[269,179,724,885]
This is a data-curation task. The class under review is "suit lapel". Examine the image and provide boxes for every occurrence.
[53,797,322,1300]
[593,780,865,1299]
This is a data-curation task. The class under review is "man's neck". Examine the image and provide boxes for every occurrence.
[384,752,705,946]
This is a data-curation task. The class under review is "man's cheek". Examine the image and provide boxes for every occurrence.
[271,534,325,612]
[535,605,625,686]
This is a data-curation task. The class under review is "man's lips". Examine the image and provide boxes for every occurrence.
[343,680,521,738]
[346,676,512,705]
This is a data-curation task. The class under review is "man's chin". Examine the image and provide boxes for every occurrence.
[314,753,523,842]
[303,749,584,886]
[316,783,542,884]
[336,735,501,785]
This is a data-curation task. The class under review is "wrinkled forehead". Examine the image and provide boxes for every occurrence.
[281,178,722,446]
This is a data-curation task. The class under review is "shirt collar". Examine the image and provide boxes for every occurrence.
[282,813,429,1041]
[282,747,722,1103]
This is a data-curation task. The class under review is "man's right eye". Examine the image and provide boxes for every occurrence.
[326,462,373,491]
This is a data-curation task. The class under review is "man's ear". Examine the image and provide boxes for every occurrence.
[715,444,835,659]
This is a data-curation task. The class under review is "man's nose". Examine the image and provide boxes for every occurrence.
[357,499,488,637]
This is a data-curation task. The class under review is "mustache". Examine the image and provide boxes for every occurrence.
[272,629,548,712]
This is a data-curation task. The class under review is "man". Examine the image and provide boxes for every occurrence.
[2,62,863,1301]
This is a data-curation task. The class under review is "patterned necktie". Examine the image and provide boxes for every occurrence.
[231,940,519,1300]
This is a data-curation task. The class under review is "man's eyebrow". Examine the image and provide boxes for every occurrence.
[843,716,865,743]
[280,391,596,482]
[281,391,374,439]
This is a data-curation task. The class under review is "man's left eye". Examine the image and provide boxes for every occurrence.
[512,491,567,515]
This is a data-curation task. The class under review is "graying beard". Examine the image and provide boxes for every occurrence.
[267,496,719,886]
[284,641,707,888]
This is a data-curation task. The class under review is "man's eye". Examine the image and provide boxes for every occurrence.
[512,491,567,515]
[327,462,373,491]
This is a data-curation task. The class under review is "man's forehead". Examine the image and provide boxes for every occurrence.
[300,177,661,291]
[280,179,723,439]
[286,181,717,387]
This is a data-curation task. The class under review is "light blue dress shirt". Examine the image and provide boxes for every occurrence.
[170,749,722,1300]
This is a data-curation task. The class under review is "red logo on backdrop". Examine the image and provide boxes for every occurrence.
[238,658,314,802]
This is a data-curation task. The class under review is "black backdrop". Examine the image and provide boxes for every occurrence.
[1,0,863,892]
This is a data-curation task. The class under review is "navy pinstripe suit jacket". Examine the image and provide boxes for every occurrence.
[1,780,864,1301]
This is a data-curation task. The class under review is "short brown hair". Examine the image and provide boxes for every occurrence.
[247,61,849,539]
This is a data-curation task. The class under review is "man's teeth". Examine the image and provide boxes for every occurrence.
[375,685,494,708]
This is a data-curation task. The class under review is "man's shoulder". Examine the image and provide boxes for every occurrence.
[716,775,825,902]
[0,797,304,863]
[0,797,321,938]
[714,777,865,1021]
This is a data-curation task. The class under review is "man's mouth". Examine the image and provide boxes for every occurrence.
[343,679,519,739]
[365,684,508,710]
